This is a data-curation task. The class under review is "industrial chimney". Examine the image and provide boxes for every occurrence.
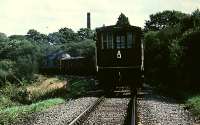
[87,12,91,29]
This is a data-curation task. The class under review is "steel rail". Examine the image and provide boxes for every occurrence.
[69,96,104,125]
[131,90,137,125]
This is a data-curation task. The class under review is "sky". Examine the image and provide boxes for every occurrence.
[0,0,200,36]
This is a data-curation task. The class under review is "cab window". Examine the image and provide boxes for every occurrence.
[127,32,134,48]
[121,35,125,48]
[103,33,107,49]
[101,32,113,49]
[107,32,113,49]
[116,34,125,49]
[116,35,121,48]
[101,33,107,49]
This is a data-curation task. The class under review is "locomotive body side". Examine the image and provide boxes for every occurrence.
[95,25,142,90]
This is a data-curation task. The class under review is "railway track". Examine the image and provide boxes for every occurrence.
[68,96,104,125]
[131,94,137,125]
[68,88,138,125]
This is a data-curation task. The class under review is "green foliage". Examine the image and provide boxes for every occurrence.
[168,39,182,66]
[0,96,16,110]
[0,84,16,99]
[77,28,94,40]
[9,35,26,41]
[0,77,66,124]
[0,83,21,111]
[80,39,95,57]
[186,96,200,118]
[48,28,79,44]
[27,29,48,44]
[0,33,8,43]
[116,13,130,26]
[144,9,200,89]
[0,98,64,124]
[0,39,42,82]
[0,75,95,124]
[0,33,8,56]
[192,9,200,27]
[179,30,200,87]
[0,26,95,83]
[144,10,187,31]
[63,39,95,57]
[48,32,62,45]
[0,60,15,83]
[144,31,169,86]
[58,27,79,43]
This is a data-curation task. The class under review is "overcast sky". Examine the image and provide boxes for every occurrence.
[0,0,200,36]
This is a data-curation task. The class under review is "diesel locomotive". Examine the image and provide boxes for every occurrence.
[95,18,143,91]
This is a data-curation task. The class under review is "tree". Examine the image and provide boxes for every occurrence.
[0,33,8,58]
[62,39,95,57]
[180,30,200,87]
[58,28,78,43]
[9,35,26,41]
[0,60,15,84]
[144,10,186,31]
[48,32,62,45]
[116,13,130,26]
[192,9,200,27]
[27,29,48,44]
[78,39,95,57]
[77,28,94,40]
[0,33,8,43]
[144,9,200,89]
[0,38,42,83]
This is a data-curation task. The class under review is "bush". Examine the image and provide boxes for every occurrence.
[0,83,19,100]
[186,96,200,118]
[0,60,15,84]
[179,30,200,88]
[144,10,200,91]
[0,38,44,83]
[0,96,16,110]
[15,55,38,81]
[0,84,21,109]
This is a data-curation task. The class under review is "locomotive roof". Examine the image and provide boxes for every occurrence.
[96,24,142,33]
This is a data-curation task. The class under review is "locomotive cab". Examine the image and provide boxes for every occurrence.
[95,16,143,91]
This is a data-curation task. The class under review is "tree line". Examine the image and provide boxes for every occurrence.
[144,9,200,90]
[0,9,200,90]
[0,28,95,85]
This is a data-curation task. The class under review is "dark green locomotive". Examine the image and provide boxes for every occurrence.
[95,16,143,91]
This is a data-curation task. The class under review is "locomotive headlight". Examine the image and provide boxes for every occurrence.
[117,50,122,59]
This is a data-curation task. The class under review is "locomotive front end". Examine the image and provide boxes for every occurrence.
[95,15,143,92]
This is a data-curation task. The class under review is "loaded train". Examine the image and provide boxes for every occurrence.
[42,16,144,91]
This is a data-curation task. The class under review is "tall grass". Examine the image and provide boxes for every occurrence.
[0,98,64,124]
[0,75,95,124]
[0,83,21,109]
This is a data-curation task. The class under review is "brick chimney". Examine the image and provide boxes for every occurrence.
[87,12,91,29]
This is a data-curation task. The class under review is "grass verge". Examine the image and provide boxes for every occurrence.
[186,96,200,118]
[0,98,64,125]
[0,75,95,124]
